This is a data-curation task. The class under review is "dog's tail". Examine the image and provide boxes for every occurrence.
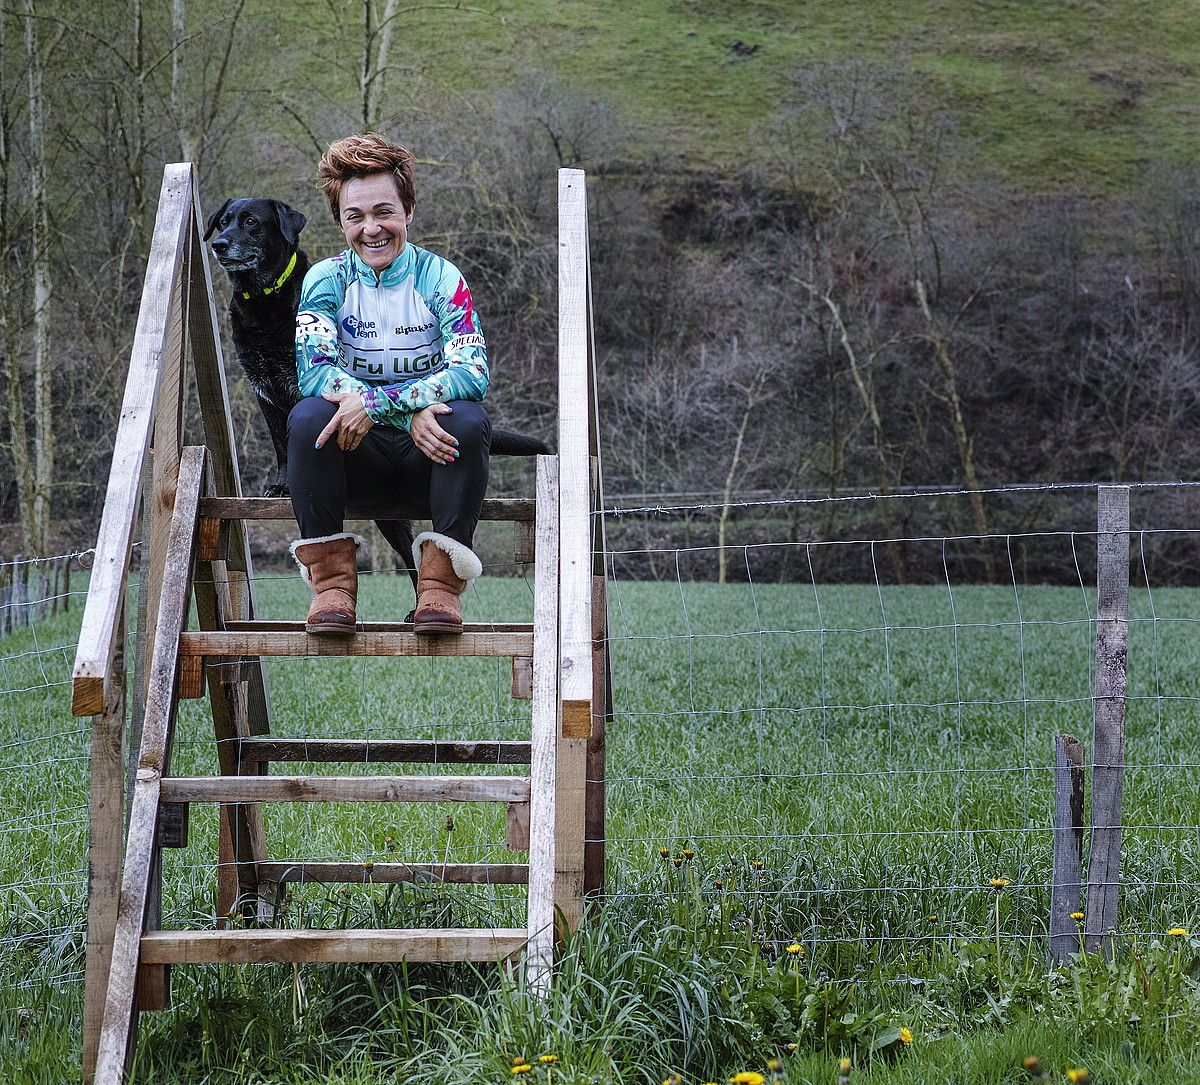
[491,428,552,456]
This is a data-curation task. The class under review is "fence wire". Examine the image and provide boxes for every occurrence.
[3,486,1199,1004]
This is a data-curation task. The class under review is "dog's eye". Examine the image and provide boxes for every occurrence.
[243,215,257,227]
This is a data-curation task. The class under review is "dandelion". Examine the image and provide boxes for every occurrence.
[682,849,696,861]
[513,1056,528,1065]
[662,1076,682,1085]
[659,847,671,860]
[1066,1070,1089,1083]
[899,1026,912,1045]
[837,1057,852,1082]
[1022,1056,1040,1073]
[673,857,684,868]
[511,1066,532,1076]
[990,877,1011,888]
[927,914,937,922]
[714,880,725,890]
[750,860,764,871]
[728,1073,766,1085]
[384,834,395,852]
[766,1057,783,1071]
[1168,927,1189,937]
[362,860,374,873]
[786,1043,798,1053]
[786,943,804,955]
[1071,912,1085,921]
[539,1055,558,1064]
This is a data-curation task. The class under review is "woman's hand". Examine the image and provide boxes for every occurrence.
[409,403,459,464]
[316,392,373,452]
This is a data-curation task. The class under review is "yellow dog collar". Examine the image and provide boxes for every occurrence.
[241,251,298,300]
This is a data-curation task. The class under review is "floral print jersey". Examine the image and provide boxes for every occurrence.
[294,243,489,430]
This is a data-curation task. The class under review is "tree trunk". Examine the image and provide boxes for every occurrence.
[25,0,54,556]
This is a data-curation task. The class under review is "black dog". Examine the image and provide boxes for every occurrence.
[205,197,548,602]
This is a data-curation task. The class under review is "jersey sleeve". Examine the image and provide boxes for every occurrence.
[295,261,371,400]
[359,258,490,429]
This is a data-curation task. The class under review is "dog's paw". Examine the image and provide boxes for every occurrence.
[262,482,290,498]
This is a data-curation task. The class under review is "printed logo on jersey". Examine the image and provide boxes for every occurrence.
[445,334,485,352]
[395,321,435,335]
[449,278,477,335]
[346,351,444,379]
[341,315,378,339]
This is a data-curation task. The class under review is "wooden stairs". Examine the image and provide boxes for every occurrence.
[72,165,608,1083]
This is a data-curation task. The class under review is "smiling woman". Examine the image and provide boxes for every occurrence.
[287,133,492,637]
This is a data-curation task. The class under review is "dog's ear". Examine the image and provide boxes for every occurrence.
[204,199,234,241]
[271,201,308,248]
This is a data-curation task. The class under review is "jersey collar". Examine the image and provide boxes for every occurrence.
[348,243,417,286]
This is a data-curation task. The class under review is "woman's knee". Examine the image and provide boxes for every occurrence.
[441,401,491,448]
[288,397,337,442]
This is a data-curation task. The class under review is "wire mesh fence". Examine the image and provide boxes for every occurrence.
[3,484,1200,1008]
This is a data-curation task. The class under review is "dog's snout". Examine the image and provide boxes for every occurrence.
[211,236,230,254]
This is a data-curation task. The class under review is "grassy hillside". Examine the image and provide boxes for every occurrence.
[262,0,1200,193]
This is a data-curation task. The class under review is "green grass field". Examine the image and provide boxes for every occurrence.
[3,566,1200,1082]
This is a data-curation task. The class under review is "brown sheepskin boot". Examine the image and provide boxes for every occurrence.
[411,531,482,635]
[290,532,364,636]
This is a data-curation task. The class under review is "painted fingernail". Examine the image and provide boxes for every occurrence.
[314,442,322,449]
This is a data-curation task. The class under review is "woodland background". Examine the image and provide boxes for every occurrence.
[2,0,1200,580]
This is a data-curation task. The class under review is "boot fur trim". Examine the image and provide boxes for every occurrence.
[289,532,366,585]
[412,531,483,583]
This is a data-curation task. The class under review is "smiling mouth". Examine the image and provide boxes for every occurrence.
[362,239,392,251]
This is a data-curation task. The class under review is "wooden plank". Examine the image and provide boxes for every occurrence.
[135,964,171,1012]
[221,620,532,634]
[160,774,531,804]
[259,862,528,885]
[93,446,205,1083]
[199,496,535,522]
[82,602,126,1085]
[527,456,559,993]
[186,197,274,758]
[1085,484,1130,957]
[141,928,529,965]
[514,519,535,564]
[72,166,194,717]
[237,738,531,764]
[179,654,205,699]
[1049,733,1086,965]
[507,802,531,851]
[511,657,534,700]
[197,517,221,562]
[557,169,594,734]
[178,630,533,658]
[585,572,610,900]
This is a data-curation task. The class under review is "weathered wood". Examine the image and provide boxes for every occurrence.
[1049,733,1086,964]
[72,166,194,717]
[82,601,126,1084]
[557,169,594,738]
[160,774,531,804]
[511,657,534,700]
[198,496,535,522]
[221,619,533,634]
[197,517,221,562]
[93,446,205,1083]
[514,519,535,563]
[140,928,529,965]
[158,803,190,849]
[585,572,610,899]
[179,654,205,699]
[259,861,529,885]
[1085,484,1130,957]
[507,802,531,851]
[178,629,533,658]
[237,738,531,764]
[134,964,171,1012]
[527,457,560,994]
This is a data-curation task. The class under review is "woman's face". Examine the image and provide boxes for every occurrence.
[339,173,413,271]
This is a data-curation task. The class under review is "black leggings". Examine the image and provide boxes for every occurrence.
[287,398,491,550]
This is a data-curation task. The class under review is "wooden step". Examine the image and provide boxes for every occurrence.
[178,629,533,659]
[237,738,531,765]
[140,927,529,964]
[160,775,530,804]
[223,620,533,634]
[199,497,534,522]
[259,861,528,885]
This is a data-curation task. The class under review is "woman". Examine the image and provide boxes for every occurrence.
[287,133,491,636]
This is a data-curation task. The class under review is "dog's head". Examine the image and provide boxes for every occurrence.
[204,198,307,276]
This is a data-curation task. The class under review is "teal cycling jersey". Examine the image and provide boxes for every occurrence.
[294,243,489,430]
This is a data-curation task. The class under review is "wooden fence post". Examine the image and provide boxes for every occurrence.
[1085,484,1129,957]
[1048,733,1085,964]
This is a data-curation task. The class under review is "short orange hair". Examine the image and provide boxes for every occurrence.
[318,133,416,220]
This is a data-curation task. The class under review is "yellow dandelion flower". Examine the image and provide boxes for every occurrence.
[662,1076,682,1085]
[362,860,374,872]
[750,860,765,871]
[682,848,696,860]
[1168,927,1190,937]
[1022,1056,1040,1071]
[714,880,725,890]
[513,1057,526,1065]
[659,847,671,859]
[786,1043,798,1052]
[539,1054,558,1064]
[899,1026,912,1045]
[1066,1070,1089,1084]
[729,1073,766,1085]
[766,1057,783,1071]
[786,943,804,955]
[838,1058,852,1073]
[990,877,1011,888]
[927,914,937,922]
[673,857,684,868]
[512,1066,532,1076]
[1071,911,1085,921]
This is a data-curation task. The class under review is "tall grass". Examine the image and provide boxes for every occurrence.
[2,567,1200,1081]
